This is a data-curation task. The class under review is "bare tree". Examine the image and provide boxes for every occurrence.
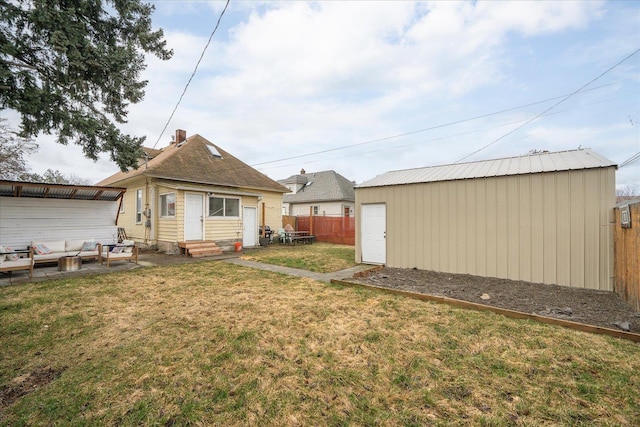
[0,118,38,180]
[616,184,640,203]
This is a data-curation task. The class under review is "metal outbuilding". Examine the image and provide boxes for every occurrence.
[355,149,617,291]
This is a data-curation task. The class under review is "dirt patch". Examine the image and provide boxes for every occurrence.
[0,366,64,409]
[350,267,640,333]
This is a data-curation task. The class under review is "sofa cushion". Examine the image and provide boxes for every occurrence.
[4,247,19,261]
[65,240,86,252]
[111,244,124,254]
[32,240,66,253]
[81,241,98,251]
[33,244,52,255]
[33,253,61,261]
[121,240,135,253]
[0,246,5,263]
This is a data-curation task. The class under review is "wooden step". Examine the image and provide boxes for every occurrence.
[189,248,223,257]
[178,241,221,257]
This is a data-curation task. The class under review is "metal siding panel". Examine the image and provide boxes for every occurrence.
[466,180,477,275]
[556,172,571,286]
[583,170,600,289]
[530,174,545,284]
[600,169,615,291]
[507,177,520,280]
[0,197,118,248]
[496,178,509,279]
[475,178,488,277]
[486,178,498,278]
[519,175,532,282]
[570,171,586,287]
[415,184,425,270]
[543,173,557,284]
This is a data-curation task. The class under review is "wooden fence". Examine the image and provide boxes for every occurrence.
[282,215,355,245]
[614,201,640,311]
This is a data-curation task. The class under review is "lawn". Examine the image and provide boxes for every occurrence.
[1,260,639,426]
[241,242,357,273]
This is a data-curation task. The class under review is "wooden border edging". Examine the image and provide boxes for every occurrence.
[330,279,640,343]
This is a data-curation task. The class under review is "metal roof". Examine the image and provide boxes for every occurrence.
[0,181,126,201]
[357,149,616,188]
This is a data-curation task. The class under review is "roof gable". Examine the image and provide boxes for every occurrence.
[97,134,288,193]
[281,170,355,203]
[357,149,616,188]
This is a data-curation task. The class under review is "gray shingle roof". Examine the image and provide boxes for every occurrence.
[357,149,616,188]
[280,170,355,203]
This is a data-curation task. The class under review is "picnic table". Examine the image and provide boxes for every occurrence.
[283,230,315,245]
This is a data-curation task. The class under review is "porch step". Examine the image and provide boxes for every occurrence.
[178,241,222,257]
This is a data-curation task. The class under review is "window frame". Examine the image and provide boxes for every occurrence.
[159,192,176,218]
[136,189,143,224]
[208,196,240,218]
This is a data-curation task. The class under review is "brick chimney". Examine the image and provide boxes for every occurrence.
[174,129,186,144]
[300,168,306,175]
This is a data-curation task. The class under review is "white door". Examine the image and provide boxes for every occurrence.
[361,204,386,264]
[243,207,257,247]
[185,193,203,241]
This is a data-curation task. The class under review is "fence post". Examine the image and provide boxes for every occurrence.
[309,206,314,236]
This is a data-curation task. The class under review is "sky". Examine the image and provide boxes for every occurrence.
[6,0,640,189]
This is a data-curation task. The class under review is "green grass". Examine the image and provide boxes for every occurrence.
[241,242,357,273]
[1,260,639,426]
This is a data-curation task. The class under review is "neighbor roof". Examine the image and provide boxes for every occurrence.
[97,134,288,193]
[0,180,126,201]
[357,149,616,188]
[280,170,355,203]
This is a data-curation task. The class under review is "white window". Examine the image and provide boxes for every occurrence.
[136,189,143,223]
[160,193,176,217]
[313,205,319,215]
[208,196,240,218]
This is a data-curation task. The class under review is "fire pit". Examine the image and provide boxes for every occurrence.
[58,256,82,272]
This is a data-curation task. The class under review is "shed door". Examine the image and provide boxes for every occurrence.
[185,193,204,241]
[361,204,386,264]
[243,207,257,247]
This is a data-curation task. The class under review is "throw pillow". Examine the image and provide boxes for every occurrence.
[122,240,134,253]
[0,246,6,263]
[81,241,98,251]
[34,244,52,255]
[5,247,19,261]
[111,244,124,254]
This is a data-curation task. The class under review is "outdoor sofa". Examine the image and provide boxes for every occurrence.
[31,240,103,264]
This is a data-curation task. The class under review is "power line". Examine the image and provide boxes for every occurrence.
[152,0,230,149]
[250,80,629,168]
[619,151,640,169]
[455,48,640,163]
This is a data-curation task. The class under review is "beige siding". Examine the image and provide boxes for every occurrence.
[356,167,615,291]
[115,178,148,242]
[156,184,179,244]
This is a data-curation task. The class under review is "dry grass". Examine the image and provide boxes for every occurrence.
[1,261,639,426]
[241,242,356,273]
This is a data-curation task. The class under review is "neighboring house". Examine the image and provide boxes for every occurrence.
[97,130,288,253]
[278,169,355,217]
[355,148,617,291]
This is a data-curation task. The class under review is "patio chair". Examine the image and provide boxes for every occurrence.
[277,228,288,244]
[101,240,138,267]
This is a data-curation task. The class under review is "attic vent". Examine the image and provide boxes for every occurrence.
[207,145,222,158]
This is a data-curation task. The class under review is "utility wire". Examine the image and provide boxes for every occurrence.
[250,80,628,167]
[619,151,640,168]
[152,0,230,149]
[455,48,640,163]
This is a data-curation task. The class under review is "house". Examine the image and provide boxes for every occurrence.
[0,180,126,248]
[355,148,617,291]
[278,169,355,217]
[96,130,288,254]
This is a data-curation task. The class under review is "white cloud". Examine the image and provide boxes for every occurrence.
[10,0,637,189]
